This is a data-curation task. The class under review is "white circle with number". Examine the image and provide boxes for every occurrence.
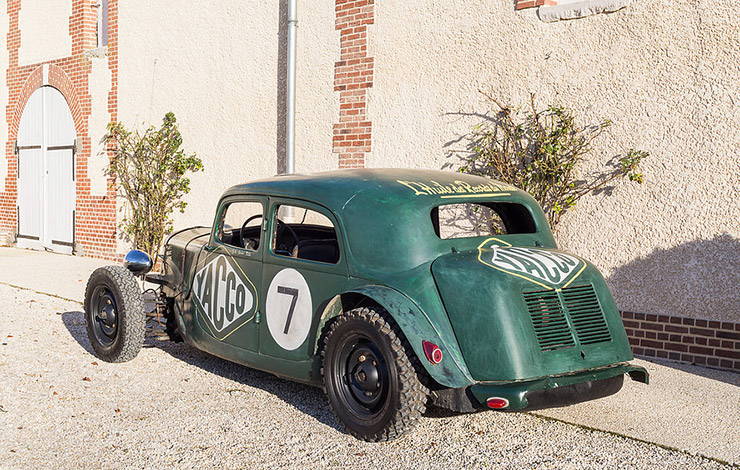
[266,268,313,351]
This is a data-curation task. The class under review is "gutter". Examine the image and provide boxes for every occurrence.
[285,0,298,174]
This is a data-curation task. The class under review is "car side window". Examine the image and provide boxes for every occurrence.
[217,201,264,250]
[271,205,340,264]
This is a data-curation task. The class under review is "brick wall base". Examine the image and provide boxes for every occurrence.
[622,311,740,372]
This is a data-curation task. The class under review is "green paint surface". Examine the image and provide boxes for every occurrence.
[161,169,646,402]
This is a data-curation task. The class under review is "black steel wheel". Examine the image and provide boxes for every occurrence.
[90,285,119,347]
[84,266,145,362]
[322,307,428,441]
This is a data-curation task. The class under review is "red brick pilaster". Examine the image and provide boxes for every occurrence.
[0,0,23,241]
[332,0,374,169]
[73,0,119,260]
[107,0,118,123]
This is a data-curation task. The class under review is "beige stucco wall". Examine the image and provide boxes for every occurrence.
[117,1,337,254]
[113,1,737,320]
[367,0,739,321]
[18,0,72,66]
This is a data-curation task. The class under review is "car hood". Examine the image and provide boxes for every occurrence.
[162,226,211,295]
[431,241,633,382]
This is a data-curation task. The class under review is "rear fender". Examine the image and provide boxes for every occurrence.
[314,285,474,389]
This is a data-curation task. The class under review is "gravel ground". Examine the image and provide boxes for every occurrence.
[0,284,733,470]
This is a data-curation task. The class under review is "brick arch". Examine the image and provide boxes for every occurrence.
[1,0,119,259]
[9,66,42,141]
[11,64,84,141]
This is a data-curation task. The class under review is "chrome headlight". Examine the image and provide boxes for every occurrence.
[123,250,153,275]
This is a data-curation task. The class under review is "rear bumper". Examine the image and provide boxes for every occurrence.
[431,363,648,413]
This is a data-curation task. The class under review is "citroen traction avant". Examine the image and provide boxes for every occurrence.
[84,169,648,441]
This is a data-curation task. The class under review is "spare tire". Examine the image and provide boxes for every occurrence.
[84,266,145,362]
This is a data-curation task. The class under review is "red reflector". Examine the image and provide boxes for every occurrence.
[422,340,443,365]
[486,397,509,409]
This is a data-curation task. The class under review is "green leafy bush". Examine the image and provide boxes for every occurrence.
[450,93,648,227]
[103,112,203,258]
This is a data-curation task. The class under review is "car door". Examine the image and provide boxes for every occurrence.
[192,196,267,351]
[259,198,349,362]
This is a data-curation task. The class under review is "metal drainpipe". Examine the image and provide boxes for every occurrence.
[285,0,298,174]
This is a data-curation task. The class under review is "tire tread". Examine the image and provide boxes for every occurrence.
[84,266,145,363]
[322,307,428,442]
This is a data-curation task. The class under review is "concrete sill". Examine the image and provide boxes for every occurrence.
[538,0,632,22]
[84,46,109,59]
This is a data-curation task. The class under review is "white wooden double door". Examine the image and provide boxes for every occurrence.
[16,86,76,254]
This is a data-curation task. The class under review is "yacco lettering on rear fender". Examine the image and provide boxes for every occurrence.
[477,237,587,290]
[192,254,258,340]
[316,286,474,389]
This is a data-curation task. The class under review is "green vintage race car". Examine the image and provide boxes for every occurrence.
[84,169,648,441]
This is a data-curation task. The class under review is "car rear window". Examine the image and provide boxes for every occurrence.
[431,202,536,239]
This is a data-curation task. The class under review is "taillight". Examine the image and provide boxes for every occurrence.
[486,397,509,409]
[422,340,443,365]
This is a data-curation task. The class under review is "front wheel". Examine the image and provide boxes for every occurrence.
[84,266,145,362]
[322,307,428,441]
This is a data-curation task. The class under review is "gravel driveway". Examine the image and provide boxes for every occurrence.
[0,284,732,470]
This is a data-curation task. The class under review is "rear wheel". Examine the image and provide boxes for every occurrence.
[84,266,145,362]
[322,307,428,441]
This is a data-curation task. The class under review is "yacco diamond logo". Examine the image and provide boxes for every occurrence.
[477,238,586,289]
[193,254,257,339]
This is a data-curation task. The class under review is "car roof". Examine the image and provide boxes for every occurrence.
[223,168,520,210]
[223,168,549,277]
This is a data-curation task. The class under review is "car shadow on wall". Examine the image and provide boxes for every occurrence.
[59,310,457,431]
[606,233,740,385]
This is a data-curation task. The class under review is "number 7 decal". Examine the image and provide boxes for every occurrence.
[277,286,299,334]
[266,268,313,351]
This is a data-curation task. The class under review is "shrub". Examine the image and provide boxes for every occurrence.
[103,112,203,258]
[450,93,648,227]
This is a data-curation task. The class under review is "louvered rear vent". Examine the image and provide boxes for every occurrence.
[561,284,611,345]
[523,290,575,351]
[524,284,611,351]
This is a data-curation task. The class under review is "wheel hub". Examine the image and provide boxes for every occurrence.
[345,345,386,408]
[352,359,380,393]
[91,287,118,346]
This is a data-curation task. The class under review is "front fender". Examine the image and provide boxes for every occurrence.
[315,285,474,389]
